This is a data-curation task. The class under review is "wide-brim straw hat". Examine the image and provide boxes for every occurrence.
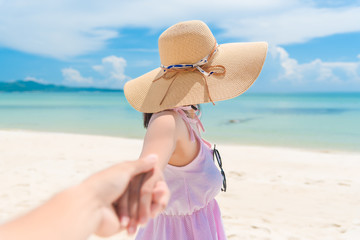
[124,20,268,113]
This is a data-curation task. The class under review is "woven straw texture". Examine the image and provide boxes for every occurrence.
[124,20,268,113]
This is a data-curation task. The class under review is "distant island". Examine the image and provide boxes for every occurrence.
[0,80,122,92]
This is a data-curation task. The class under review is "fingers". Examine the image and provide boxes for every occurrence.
[85,155,158,205]
[114,173,169,237]
[127,174,143,235]
[128,155,158,179]
[137,170,155,225]
[117,186,130,229]
[150,181,170,218]
[94,207,121,237]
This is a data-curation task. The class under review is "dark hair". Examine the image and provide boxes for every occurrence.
[143,112,153,129]
[143,105,200,129]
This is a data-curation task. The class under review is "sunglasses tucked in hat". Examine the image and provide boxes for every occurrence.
[124,20,268,113]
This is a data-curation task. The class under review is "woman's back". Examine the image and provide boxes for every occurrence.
[136,107,226,240]
[167,109,200,167]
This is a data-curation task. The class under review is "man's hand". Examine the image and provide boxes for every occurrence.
[0,155,170,240]
[83,155,170,237]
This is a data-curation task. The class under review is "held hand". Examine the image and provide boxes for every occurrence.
[116,155,170,235]
[82,155,168,237]
[139,167,169,220]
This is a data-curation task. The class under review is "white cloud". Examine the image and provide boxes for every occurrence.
[24,76,46,84]
[62,68,93,85]
[62,55,130,88]
[92,55,130,88]
[93,55,129,82]
[270,46,360,84]
[0,0,360,58]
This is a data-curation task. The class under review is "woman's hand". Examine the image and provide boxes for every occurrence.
[116,156,169,235]
[115,112,177,235]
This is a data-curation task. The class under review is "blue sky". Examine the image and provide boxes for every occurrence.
[0,0,360,92]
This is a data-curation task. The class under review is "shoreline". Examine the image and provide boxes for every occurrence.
[1,130,360,239]
[1,128,359,155]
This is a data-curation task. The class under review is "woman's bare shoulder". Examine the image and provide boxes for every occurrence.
[147,110,187,140]
[149,110,186,128]
[149,110,177,128]
[141,110,179,169]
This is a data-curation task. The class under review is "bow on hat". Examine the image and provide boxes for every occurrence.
[153,43,226,105]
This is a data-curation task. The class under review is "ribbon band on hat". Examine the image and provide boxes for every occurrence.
[161,44,219,75]
[153,43,226,105]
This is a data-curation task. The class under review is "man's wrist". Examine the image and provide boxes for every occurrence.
[74,180,103,212]
[59,183,104,234]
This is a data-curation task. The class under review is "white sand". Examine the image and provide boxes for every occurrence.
[0,130,360,240]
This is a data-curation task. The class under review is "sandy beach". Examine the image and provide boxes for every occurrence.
[0,130,359,240]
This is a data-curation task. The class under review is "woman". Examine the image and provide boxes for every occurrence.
[119,20,268,239]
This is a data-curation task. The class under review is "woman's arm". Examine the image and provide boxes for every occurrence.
[117,111,177,234]
[140,111,178,169]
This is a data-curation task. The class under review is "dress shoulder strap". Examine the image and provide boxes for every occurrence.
[171,106,212,148]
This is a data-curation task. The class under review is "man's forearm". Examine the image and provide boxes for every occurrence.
[0,183,102,240]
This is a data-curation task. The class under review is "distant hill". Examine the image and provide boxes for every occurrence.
[0,80,123,92]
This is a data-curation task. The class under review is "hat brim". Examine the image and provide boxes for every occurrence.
[124,42,268,113]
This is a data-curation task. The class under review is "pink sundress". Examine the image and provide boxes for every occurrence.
[136,106,227,240]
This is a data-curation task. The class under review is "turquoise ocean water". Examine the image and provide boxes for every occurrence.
[0,92,359,152]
